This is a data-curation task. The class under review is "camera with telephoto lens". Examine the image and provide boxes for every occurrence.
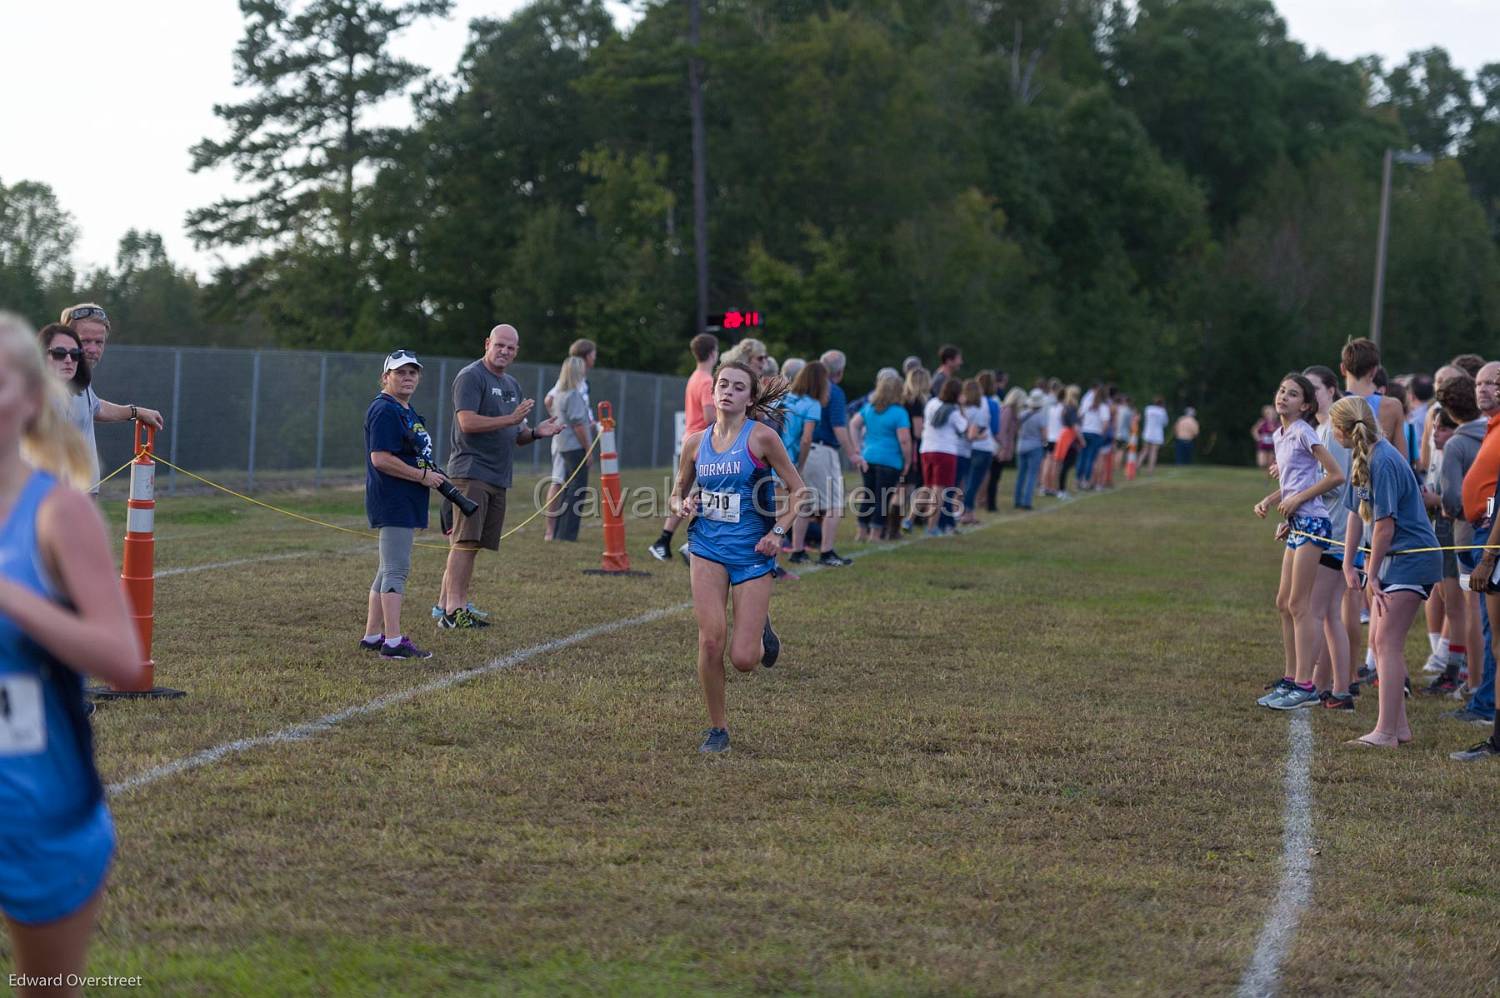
[432,468,479,517]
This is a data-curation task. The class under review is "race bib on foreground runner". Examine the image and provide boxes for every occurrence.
[0,675,46,756]
[700,490,741,523]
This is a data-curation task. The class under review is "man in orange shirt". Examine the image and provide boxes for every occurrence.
[648,333,719,561]
[1455,360,1500,730]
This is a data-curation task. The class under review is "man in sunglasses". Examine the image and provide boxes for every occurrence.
[60,304,164,494]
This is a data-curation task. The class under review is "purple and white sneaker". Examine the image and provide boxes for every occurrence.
[380,636,433,660]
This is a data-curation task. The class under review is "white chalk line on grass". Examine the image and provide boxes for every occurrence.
[1236,710,1315,998]
[108,471,1181,799]
[154,544,372,578]
[107,604,691,797]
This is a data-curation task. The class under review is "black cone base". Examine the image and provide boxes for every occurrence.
[91,687,188,701]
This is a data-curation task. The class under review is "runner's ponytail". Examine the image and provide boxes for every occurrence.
[716,359,789,431]
[1329,395,1378,522]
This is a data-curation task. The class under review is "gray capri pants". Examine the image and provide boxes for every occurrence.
[371,526,416,594]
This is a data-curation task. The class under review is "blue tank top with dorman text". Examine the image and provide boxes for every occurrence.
[688,421,776,566]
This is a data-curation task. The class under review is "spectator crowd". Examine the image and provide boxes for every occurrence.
[1248,337,1499,763]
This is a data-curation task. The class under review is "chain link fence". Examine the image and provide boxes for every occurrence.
[92,346,687,493]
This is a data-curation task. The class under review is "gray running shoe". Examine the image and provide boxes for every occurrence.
[1267,685,1320,710]
[1442,706,1495,726]
[1258,679,1294,707]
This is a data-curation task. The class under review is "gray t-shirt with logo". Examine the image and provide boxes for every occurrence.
[447,361,525,489]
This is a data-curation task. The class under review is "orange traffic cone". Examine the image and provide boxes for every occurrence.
[95,423,185,701]
[584,402,648,576]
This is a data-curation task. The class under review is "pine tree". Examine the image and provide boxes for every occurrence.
[187,0,452,345]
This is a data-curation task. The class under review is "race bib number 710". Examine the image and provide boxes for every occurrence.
[700,489,741,523]
[0,675,46,756]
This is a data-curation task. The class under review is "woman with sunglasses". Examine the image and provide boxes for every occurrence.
[0,313,146,995]
[38,325,91,402]
[39,325,94,495]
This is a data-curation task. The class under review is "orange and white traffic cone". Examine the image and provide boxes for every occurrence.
[588,402,640,575]
[96,423,185,701]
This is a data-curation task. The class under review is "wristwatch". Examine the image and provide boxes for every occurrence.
[772,524,787,537]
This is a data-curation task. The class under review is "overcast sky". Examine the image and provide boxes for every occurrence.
[1,0,1496,278]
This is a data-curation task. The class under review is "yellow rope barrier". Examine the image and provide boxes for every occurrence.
[149,453,426,544]
[92,455,140,491]
[1286,528,1500,556]
[495,431,602,541]
[145,430,603,550]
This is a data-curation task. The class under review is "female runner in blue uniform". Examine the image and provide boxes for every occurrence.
[0,314,146,993]
[671,359,810,754]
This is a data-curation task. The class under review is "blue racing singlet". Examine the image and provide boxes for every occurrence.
[0,471,105,833]
[688,421,776,567]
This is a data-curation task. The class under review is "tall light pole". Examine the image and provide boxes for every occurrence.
[1369,148,1435,349]
[688,0,709,337]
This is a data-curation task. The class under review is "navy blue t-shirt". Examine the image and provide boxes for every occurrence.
[365,393,434,529]
[813,382,848,448]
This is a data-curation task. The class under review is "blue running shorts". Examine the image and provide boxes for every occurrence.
[1286,514,1332,552]
[0,801,115,925]
[691,553,775,586]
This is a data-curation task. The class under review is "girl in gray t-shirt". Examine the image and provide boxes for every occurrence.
[1331,395,1441,748]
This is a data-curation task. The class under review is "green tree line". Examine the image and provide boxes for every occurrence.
[4,0,1500,461]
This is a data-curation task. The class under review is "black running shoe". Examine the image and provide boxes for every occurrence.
[1426,674,1461,696]
[761,616,780,668]
[817,550,852,567]
[380,636,434,660]
[439,608,490,629]
[647,540,670,562]
[1450,739,1500,762]
[787,550,810,564]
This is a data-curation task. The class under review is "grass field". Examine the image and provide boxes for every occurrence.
[5,465,1499,995]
